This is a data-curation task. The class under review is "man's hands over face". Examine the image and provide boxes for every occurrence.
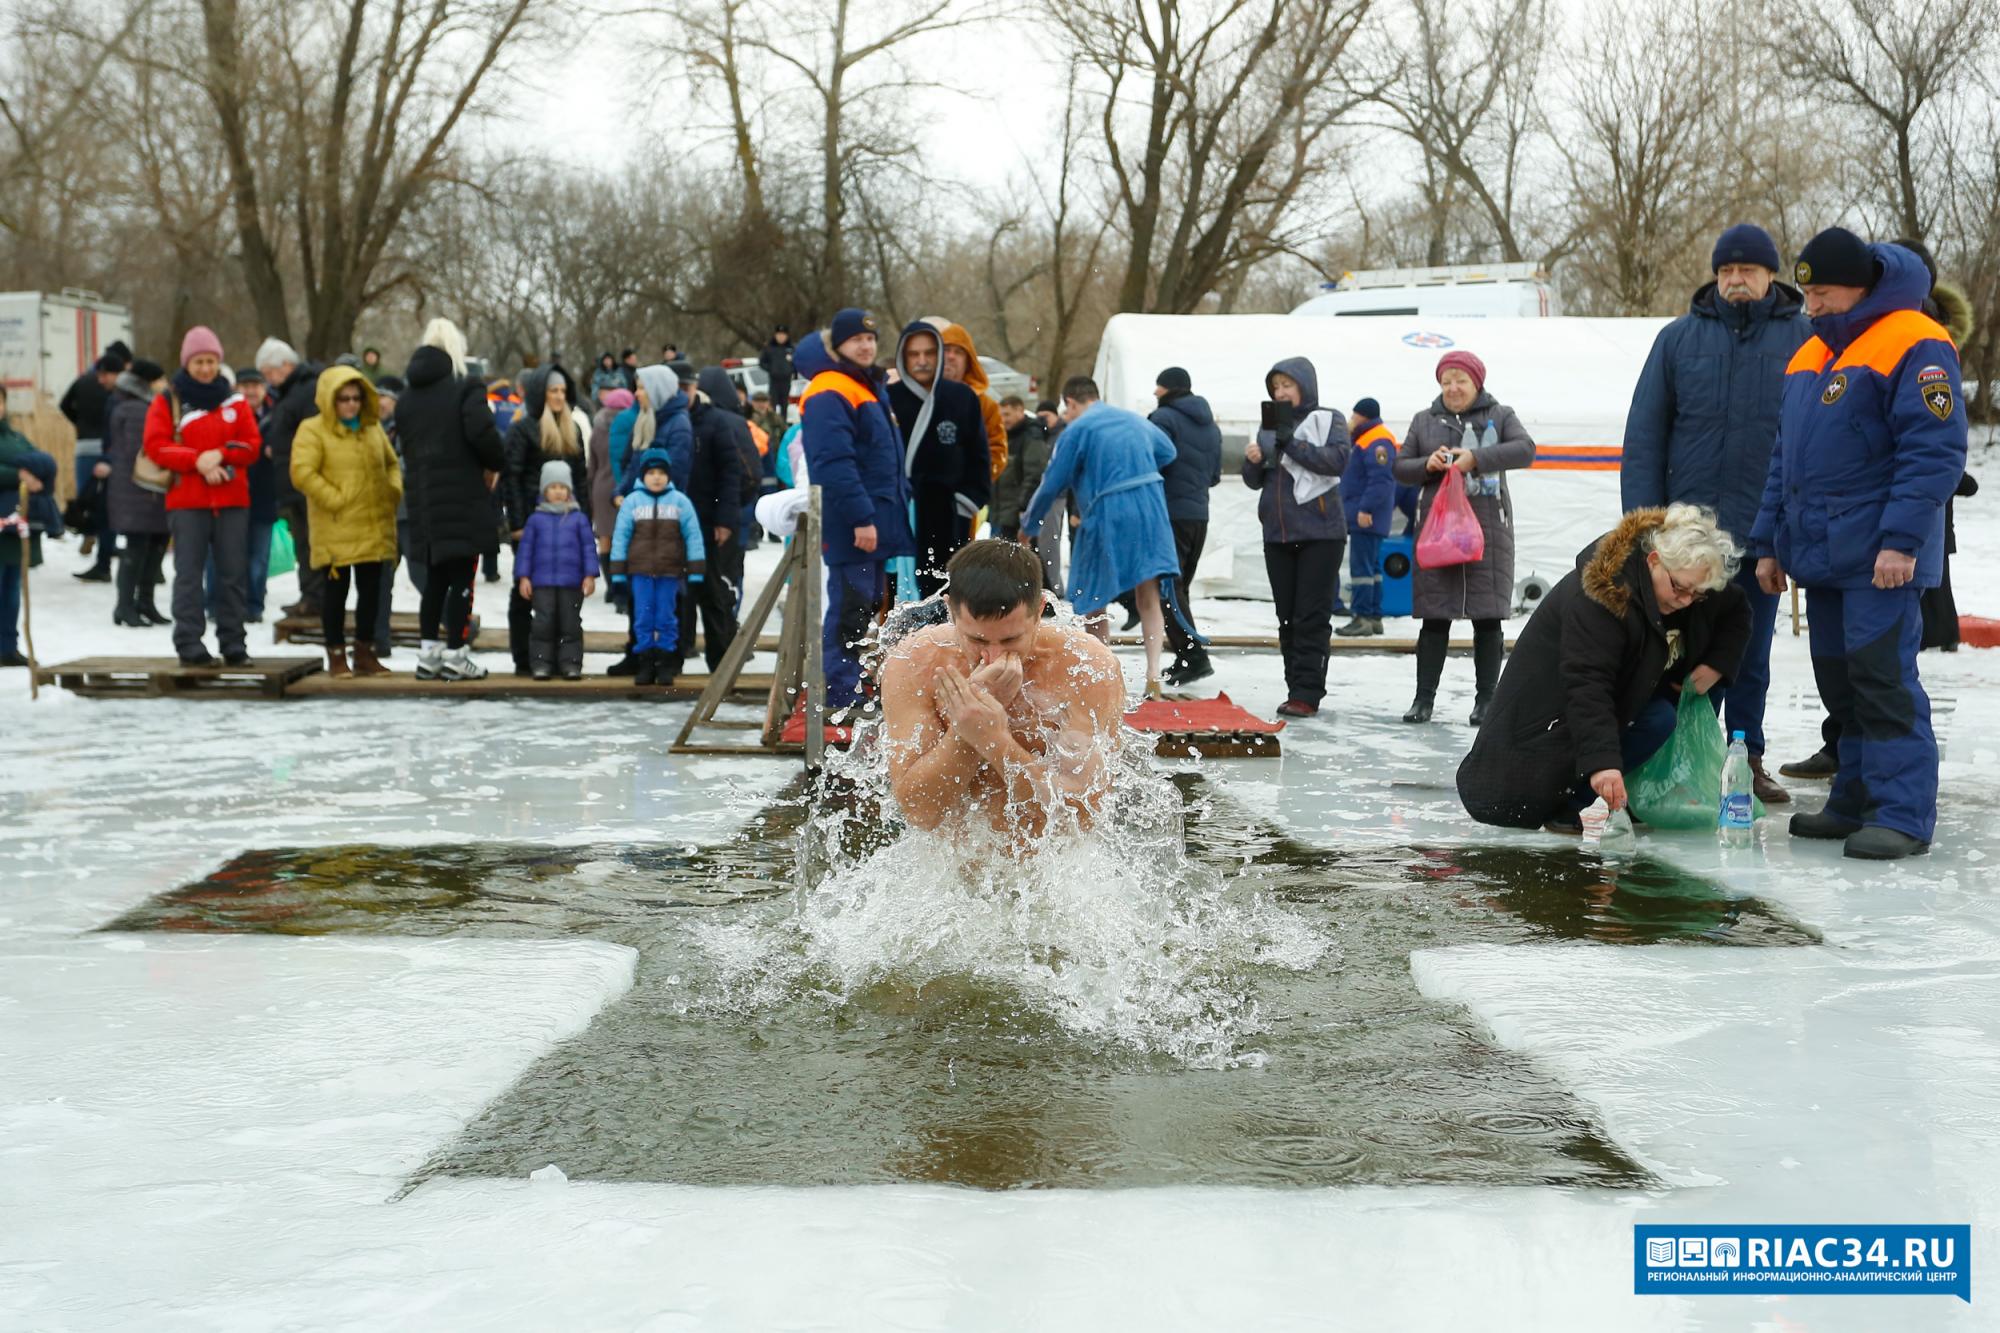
[968,652,1023,707]
[935,666,1012,759]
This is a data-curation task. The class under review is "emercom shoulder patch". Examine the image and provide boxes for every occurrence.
[1923,382,1954,422]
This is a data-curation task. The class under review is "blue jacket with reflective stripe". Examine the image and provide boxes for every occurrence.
[1621,281,1810,544]
[1749,243,1968,590]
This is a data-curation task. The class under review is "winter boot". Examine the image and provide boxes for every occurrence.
[1470,625,1504,726]
[113,557,145,627]
[1276,698,1318,718]
[324,646,352,678]
[351,642,391,678]
[657,652,683,687]
[634,652,658,687]
[1334,617,1373,638]
[1789,807,1861,840]
[606,652,642,677]
[1402,693,1435,724]
[1749,756,1791,805]
[1843,826,1930,860]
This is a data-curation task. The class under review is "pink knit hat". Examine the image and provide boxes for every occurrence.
[179,325,225,367]
[601,388,635,412]
[1435,350,1486,393]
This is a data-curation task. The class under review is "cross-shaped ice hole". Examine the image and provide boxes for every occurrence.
[102,773,1819,1192]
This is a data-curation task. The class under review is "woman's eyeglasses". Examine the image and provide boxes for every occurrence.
[1666,571,1708,603]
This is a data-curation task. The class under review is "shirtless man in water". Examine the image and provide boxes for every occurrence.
[882,540,1127,836]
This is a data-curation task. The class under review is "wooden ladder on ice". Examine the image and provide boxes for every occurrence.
[670,487,825,765]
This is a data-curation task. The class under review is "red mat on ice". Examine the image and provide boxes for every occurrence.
[780,696,855,747]
[778,691,1280,747]
[1122,692,1284,735]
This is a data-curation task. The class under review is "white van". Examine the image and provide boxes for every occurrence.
[1292,263,1557,319]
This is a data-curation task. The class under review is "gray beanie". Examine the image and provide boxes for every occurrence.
[539,459,575,494]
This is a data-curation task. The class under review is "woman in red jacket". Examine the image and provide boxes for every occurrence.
[143,327,263,666]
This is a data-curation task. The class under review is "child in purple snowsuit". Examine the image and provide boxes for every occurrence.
[515,459,600,679]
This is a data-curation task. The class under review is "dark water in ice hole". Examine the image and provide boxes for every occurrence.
[104,774,1820,1191]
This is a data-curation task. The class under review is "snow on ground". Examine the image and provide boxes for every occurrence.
[4,472,2000,1329]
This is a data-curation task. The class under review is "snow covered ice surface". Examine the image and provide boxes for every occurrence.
[5,502,2000,1331]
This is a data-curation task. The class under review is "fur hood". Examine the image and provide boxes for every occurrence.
[1934,280,1975,346]
[1578,507,1666,618]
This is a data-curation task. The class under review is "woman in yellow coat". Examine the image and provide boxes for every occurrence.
[290,365,402,677]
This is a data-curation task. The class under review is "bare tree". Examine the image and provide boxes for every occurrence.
[1769,0,1999,245]
[715,0,998,315]
[181,0,541,356]
[1556,0,1729,314]
[1051,0,1371,314]
[1359,0,1564,266]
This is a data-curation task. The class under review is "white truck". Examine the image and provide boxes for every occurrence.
[0,290,134,497]
[1291,262,1558,318]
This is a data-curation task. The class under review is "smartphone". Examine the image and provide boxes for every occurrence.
[1258,400,1285,431]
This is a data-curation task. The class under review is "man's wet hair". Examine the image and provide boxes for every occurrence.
[1061,375,1099,404]
[946,540,1044,619]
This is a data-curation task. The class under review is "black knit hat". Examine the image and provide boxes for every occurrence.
[1353,396,1381,419]
[1156,366,1191,393]
[1036,400,1058,416]
[1712,223,1781,273]
[1795,227,1875,288]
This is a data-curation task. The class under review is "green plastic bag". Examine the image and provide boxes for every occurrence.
[269,518,296,577]
[1627,687,1763,829]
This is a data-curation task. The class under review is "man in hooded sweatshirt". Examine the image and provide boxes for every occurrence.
[890,321,992,598]
[1148,366,1223,684]
[799,309,914,708]
[939,323,1008,482]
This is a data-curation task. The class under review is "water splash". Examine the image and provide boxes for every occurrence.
[691,592,1331,1069]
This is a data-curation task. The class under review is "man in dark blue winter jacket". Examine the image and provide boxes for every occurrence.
[1148,366,1223,684]
[890,322,990,598]
[1623,222,1810,804]
[1751,231,1969,860]
[800,309,914,709]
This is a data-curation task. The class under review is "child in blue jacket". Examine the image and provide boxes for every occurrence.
[1338,397,1399,636]
[516,459,599,680]
[610,447,706,685]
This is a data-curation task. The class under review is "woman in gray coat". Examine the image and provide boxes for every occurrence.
[1391,350,1536,725]
[104,359,171,627]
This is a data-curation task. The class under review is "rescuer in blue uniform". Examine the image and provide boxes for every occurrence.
[1750,229,1969,859]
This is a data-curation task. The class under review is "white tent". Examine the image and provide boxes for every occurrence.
[1091,313,1675,602]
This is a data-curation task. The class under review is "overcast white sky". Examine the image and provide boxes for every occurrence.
[517,17,1071,190]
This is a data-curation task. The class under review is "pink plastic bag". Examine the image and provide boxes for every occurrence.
[1415,467,1486,569]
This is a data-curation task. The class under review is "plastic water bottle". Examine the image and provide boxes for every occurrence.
[1718,731,1754,845]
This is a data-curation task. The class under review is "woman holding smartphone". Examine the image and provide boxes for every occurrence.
[1241,356,1351,719]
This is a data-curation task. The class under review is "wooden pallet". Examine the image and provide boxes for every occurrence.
[33,656,322,699]
[1148,732,1282,759]
[274,610,484,647]
[286,671,775,701]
